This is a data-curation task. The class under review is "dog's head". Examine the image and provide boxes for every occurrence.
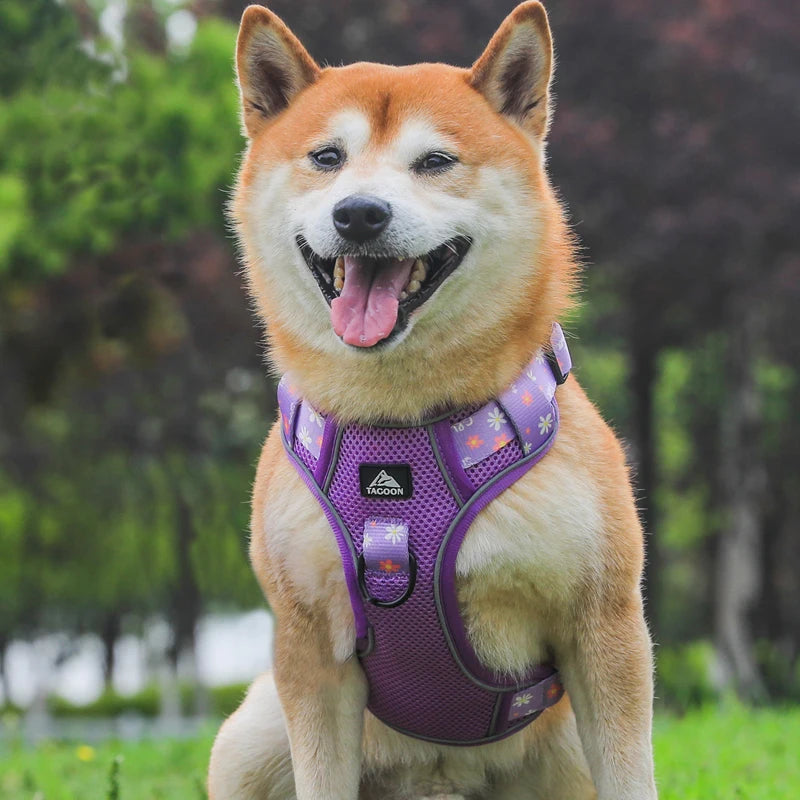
[232,2,576,421]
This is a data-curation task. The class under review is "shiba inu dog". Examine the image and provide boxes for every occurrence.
[208,3,657,799]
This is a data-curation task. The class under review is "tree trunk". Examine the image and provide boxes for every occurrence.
[165,479,203,716]
[101,612,121,690]
[168,487,201,668]
[713,300,767,700]
[0,634,9,703]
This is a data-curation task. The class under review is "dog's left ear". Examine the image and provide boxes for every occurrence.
[236,5,320,138]
[469,1,554,139]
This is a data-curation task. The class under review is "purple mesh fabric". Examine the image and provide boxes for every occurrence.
[327,424,501,741]
[466,437,525,486]
[295,440,318,473]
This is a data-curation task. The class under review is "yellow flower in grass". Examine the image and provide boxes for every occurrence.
[76,744,96,762]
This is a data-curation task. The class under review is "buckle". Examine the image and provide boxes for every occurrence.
[357,552,418,609]
[546,350,568,386]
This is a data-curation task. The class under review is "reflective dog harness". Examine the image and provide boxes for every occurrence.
[277,323,572,746]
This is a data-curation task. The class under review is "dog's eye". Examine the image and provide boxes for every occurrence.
[413,151,457,173]
[310,146,345,170]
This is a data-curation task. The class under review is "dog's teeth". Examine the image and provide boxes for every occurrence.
[411,258,427,282]
[334,257,345,279]
[400,291,408,300]
[407,279,421,294]
[333,276,344,291]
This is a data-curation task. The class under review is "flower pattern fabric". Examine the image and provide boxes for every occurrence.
[295,399,326,458]
[450,324,570,470]
[276,379,328,461]
[363,518,410,574]
[508,675,563,721]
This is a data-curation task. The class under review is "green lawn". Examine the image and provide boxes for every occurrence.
[1,707,798,799]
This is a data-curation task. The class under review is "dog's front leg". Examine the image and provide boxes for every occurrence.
[273,614,368,800]
[558,590,657,800]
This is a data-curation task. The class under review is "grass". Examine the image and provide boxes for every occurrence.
[0,730,215,800]
[1,707,798,799]
[653,705,799,799]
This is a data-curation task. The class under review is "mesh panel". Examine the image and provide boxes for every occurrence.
[466,437,524,486]
[295,441,317,472]
[447,405,526,489]
[328,423,497,741]
[449,403,482,425]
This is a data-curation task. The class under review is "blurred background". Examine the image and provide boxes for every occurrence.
[1,0,798,748]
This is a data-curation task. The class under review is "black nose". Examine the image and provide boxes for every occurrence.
[332,195,392,243]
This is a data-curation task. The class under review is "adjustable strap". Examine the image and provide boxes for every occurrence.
[450,323,571,469]
[277,377,300,440]
[508,672,564,721]
[277,377,327,459]
[548,321,572,384]
[294,398,326,458]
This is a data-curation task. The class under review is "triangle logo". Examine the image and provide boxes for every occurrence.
[359,464,412,499]
[369,470,402,490]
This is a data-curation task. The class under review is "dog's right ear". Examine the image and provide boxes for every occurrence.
[235,5,320,138]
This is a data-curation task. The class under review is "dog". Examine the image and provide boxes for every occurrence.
[208,3,657,798]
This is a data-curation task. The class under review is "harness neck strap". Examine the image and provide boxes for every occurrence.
[277,322,571,457]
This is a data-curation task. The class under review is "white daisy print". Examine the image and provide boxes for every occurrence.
[526,368,538,383]
[384,525,407,545]
[298,426,312,448]
[308,408,324,427]
[523,442,533,455]
[513,693,533,708]
[363,532,373,549]
[535,352,546,365]
[487,407,507,431]
[538,413,553,435]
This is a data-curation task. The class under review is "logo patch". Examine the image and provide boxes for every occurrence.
[359,464,413,499]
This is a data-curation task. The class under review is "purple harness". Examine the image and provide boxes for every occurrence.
[277,323,572,746]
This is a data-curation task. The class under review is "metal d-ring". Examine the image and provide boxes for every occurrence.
[357,552,418,609]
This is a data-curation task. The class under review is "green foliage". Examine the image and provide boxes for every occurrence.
[106,755,122,800]
[755,641,800,703]
[0,0,264,650]
[207,683,249,719]
[48,687,161,719]
[45,681,249,720]
[656,641,719,712]
[0,5,240,280]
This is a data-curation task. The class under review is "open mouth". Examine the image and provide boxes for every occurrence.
[297,237,471,348]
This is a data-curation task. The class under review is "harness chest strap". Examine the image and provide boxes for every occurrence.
[277,323,572,746]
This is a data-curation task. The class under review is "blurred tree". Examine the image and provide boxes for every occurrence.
[0,0,268,700]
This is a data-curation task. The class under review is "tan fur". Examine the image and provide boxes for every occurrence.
[209,3,656,799]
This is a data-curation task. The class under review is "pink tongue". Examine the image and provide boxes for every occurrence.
[331,256,415,347]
